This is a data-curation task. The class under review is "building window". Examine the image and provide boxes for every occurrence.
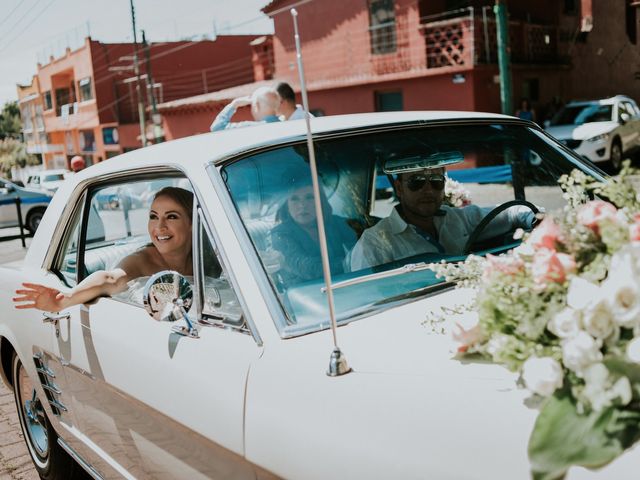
[368,0,397,54]
[79,130,96,152]
[627,2,638,45]
[78,77,93,101]
[522,78,540,102]
[563,0,578,14]
[21,106,33,131]
[43,91,52,110]
[102,127,119,145]
[375,91,403,111]
[55,88,73,116]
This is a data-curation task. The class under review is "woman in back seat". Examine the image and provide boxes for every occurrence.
[271,178,356,286]
[13,187,194,311]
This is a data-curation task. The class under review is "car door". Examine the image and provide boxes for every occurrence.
[621,100,640,152]
[0,179,19,228]
[47,174,261,479]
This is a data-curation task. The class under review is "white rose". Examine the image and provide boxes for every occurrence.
[611,376,633,406]
[627,337,640,363]
[582,297,615,339]
[547,308,581,339]
[566,277,600,310]
[601,271,640,329]
[562,331,603,375]
[521,357,564,397]
[582,364,633,411]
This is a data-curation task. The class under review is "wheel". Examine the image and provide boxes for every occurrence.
[610,140,623,172]
[26,208,45,234]
[12,353,85,479]
[463,200,539,254]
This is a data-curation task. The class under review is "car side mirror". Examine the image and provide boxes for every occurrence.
[620,112,630,124]
[143,270,198,338]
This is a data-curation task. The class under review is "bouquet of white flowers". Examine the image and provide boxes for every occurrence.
[443,177,472,207]
[436,164,640,480]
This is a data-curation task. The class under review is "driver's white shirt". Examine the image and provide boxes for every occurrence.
[350,205,533,270]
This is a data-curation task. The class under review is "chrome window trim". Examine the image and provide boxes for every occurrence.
[194,207,259,341]
[196,200,262,346]
[206,163,283,339]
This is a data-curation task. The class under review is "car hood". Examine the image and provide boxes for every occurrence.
[337,288,513,380]
[329,289,640,479]
[545,122,617,141]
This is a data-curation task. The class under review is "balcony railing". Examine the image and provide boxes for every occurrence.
[278,6,565,88]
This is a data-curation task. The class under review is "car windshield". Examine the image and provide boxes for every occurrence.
[550,103,613,126]
[220,121,604,337]
[42,174,65,182]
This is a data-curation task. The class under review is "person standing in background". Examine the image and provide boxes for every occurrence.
[515,98,537,124]
[210,86,280,131]
[275,82,312,121]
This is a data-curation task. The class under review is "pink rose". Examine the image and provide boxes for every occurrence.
[452,314,483,353]
[531,249,576,284]
[630,218,640,242]
[484,254,524,278]
[577,201,617,234]
[527,218,562,251]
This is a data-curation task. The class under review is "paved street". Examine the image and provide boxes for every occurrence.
[0,233,38,479]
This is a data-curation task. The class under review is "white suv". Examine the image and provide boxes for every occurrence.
[544,95,640,171]
[25,169,70,192]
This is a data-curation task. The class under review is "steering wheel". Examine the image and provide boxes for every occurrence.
[463,200,539,254]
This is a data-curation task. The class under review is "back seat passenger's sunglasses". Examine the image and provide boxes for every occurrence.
[405,173,446,192]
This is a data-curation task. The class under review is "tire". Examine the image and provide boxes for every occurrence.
[12,353,86,479]
[25,208,45,234]
[610,140,623,172]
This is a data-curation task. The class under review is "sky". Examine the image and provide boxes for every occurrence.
[0,0,275,106]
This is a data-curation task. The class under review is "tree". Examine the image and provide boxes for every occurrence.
[0,138,39,179]
[0,101,22,140]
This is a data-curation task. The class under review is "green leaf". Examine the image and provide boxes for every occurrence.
[528,393,623,480]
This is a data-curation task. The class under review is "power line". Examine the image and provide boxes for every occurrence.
[0,0,57,55]
[0,0,27,30]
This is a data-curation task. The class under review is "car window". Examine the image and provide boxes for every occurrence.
[222,122,591,335]
[550,104,613,125]
[53,176,185,297]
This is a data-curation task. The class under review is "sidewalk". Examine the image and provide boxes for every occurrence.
[0,236,37,479]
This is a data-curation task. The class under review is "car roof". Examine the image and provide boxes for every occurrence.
[74,111,516,180]
[565,95,636,106]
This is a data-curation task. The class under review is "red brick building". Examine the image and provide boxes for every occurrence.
[162,0,636,140]
[18,35,262,169]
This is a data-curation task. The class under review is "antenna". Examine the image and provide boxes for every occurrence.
[290,8,351,377]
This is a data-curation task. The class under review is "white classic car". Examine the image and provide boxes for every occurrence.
[0,112,637,480]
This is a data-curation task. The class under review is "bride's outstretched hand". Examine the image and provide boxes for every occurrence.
[13,283,69,312]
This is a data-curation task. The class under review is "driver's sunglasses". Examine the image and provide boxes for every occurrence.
[405,173,446,192]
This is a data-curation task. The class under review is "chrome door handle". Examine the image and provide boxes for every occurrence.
[42,312,70,324]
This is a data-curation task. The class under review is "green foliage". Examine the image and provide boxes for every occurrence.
[528,393,637,480]
[0,138,39,179]
[0,102,22,140]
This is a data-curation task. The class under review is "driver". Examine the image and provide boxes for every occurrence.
[350,167,537,270]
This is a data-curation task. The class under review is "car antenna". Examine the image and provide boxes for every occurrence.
[290,8,351,377]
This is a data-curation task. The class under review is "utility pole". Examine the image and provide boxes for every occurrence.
[129,0,147,147]
[142,30,164,144]
[494,0,512,115]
